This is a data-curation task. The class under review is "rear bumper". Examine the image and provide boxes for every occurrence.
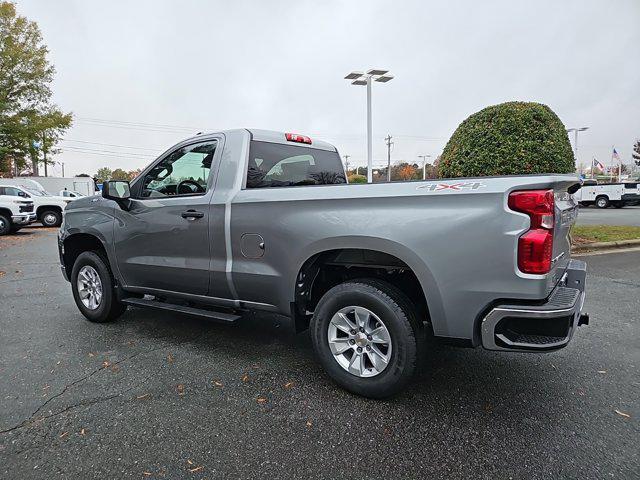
[11,213,37,225]
[481,259,587,351]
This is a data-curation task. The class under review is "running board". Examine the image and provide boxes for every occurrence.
[121,297,241,323]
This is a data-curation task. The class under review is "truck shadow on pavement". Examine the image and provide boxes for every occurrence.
[112,305,572,413]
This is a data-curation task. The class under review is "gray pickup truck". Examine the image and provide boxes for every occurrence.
[59,129,588,397]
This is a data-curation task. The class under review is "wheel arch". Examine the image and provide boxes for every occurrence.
[36,204,63,217]
[62,232,110,280]
[290,236,445,334]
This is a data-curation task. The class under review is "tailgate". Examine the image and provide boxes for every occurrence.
[550,182,580,288]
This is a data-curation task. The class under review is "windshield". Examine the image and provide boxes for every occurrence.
[24,188,52,196]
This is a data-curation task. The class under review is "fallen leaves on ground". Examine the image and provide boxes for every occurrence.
[59,431,68,438]
[241,374,249,382]
[79,428,86,435]
[213,380,223,387]
[0,271,5,277]
[167,353,174,363]
[176,384,185,396]
[615,409,631,419]
[256,396,267,404]
[188,466,204,473]
[306,421,312,428]
[597,370,607,374]
[283,382,294,389]
[102,360,111,368]
[136,393,151,400]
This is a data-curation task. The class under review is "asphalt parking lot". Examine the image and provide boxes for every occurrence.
[0,228,638,479]
[576,205,640,226]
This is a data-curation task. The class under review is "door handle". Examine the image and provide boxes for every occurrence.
[181,210,204,219]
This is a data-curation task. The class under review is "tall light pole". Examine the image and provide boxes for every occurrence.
[566,127,589,167]
[343,154,350,175]
[418,154,431,180]
[345,69,394,183]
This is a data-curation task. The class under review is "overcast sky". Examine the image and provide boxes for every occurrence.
[15,0,640,177]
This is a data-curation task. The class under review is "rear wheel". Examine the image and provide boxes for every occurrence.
[0,214,10,236]
[71,251,127,323]
[595,196,609,209]
[310,279,423,398]
[40,210,62,227]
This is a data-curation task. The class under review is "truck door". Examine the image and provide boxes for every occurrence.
[113,138,220,296]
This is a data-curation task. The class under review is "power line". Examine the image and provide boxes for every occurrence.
[62,146,156,159]
[61,138,163,152]
[76,116,198,131]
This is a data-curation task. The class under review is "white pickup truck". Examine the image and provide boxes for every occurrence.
[0,185,37,235]
[576,181,640,208]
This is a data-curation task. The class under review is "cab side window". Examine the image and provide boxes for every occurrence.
[138,141,217,198]
[2,187,28,197]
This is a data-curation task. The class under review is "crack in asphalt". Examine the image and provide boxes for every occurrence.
[0,343,170,435]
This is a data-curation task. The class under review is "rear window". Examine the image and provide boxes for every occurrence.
[246,141,346,188]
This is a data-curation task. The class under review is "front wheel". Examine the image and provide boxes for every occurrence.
[310,279,423,398]
[71,251,127,323]
[0,214,10,236]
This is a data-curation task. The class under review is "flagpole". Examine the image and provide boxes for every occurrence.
[611,147,614,182]
[618,151,622,183]
[591,157,595,179]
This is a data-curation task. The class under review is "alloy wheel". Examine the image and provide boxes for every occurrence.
[77,265,103,310]
[327,306,392,378]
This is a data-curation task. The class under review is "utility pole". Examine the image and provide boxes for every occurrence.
[344,155,350,175]
[42,131,48,177]
[385,134,393,182]
[61,162,65,177]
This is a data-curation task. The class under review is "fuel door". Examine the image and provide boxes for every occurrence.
[241,233,265,258]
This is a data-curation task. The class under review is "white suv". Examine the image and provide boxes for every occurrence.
[0,186,37,235]
[0,184,70,227]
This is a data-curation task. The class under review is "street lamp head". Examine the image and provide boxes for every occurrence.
[345,71,364,80]
[578,127,589,132]
[374,75,394,83]
[351,79,368,86]
[367,69,389,76]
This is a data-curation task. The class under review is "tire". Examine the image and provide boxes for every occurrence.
[40,209,62,227]
[0,214,10,236]
[71,251,127,323]
[310,278,423,398]
[595,196,609,209]
[9,225,21,234]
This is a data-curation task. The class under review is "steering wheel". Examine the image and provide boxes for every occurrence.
[176,179,205,195]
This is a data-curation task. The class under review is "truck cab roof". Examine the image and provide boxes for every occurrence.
[189,128,338,152]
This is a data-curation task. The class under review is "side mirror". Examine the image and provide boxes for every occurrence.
[102,180,131,209]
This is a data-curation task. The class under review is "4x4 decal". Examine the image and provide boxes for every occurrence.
[417,181,486,192]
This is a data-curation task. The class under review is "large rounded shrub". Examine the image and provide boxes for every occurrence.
[438,101,575,178]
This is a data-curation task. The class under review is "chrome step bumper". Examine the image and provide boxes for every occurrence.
[481,260,587,352]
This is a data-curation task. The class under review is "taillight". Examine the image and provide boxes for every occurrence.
[285,133,312,144]
[508,189,555,274]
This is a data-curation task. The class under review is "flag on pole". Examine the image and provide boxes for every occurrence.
[594,158,605,170]
[612,148,620,161]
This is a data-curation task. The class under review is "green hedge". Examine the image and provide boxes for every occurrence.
[438,101,575,178]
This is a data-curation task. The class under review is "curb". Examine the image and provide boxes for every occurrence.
[571,238,640,253]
